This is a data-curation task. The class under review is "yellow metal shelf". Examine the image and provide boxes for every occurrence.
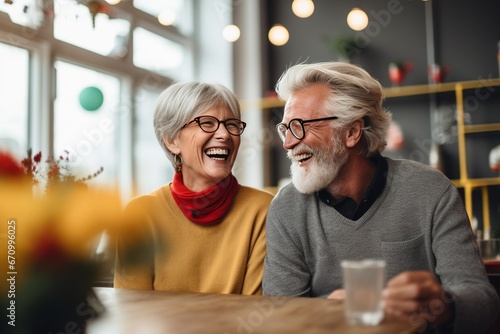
[244,78,500,107]
[453,178,500,188]
[455,82,500,235]
[383,78,500,98]
[464,123,500,134]
[383,82,459,98]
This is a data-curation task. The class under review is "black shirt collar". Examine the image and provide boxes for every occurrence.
[317,154,388,220]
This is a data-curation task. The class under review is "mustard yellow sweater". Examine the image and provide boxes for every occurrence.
[114,184,273,295]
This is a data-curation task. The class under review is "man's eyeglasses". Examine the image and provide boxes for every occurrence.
[276,116,339,142]
[183,115,247,136]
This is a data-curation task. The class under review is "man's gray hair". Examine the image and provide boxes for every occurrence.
[275,62,392,156]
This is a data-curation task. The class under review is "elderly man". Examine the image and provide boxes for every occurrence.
[262,61,499,334]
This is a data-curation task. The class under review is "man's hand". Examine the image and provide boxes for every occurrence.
[383,271,453,329]
[327,289,345,299]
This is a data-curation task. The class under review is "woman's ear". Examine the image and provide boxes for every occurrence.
[345,118,364,148]
[163,134,180,155]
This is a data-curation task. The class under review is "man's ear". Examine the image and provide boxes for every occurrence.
[163,134,180,155]
[345,118,364,148]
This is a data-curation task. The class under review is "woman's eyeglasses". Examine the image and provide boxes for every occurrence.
[183,115,246,136]
[276,116,338,142]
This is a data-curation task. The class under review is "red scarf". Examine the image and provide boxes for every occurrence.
[170,172,240,225]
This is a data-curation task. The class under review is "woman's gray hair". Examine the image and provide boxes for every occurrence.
[153,81,241,169]
[275,62,392,157]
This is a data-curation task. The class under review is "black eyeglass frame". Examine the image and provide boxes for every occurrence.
[276,116,339,141]
[183,115,247,136]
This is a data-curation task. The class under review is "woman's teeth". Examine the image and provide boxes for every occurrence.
[205,148,229,160]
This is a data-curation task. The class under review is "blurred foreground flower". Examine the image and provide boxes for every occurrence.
[20,149,103,193]
[0,150,155,333]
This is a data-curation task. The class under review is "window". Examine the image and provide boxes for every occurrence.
[54,1,131,57]
[53,61,121,186]
[133,27,184,79]
[0,42,29,157]
[0,0,44,28]
[134,86,173,194]
[0,0,195,199]
[134,0,190,33]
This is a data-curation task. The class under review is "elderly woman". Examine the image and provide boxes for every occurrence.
[114,81,273,295]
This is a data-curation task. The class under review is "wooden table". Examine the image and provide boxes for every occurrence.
[86,287,419,334]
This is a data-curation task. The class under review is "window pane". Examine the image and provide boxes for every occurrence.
[54,1,130,57]
[0,43,29,157]
[54,61,121,187]
[0,0,44,28]
[134,87,173,195]
[134,0,188,31]
[133,27,184,78]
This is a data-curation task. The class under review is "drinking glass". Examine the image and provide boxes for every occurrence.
[341,259,386,326]
[479,239,500,263]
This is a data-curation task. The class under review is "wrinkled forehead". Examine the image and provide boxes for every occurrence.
[283,85,330,122]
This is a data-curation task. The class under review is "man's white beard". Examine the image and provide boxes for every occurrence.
[289,134,348,194]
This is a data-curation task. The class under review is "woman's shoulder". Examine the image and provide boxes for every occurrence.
[125,184,170,210]
[238,185,274,202]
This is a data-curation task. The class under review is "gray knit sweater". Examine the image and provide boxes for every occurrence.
[263,157,499,334]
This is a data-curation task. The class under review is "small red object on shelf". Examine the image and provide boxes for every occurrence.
[429,64,450,84]
[388,61,413,86]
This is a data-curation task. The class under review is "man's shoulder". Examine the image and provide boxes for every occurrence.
[274,181,300,199]
[269,182,315,211]
[385,157,454,195]
[389,157,442,174]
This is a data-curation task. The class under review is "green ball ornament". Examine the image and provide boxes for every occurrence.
[79,86,104,111]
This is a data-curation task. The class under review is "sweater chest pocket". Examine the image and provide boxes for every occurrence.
[381,234,430,280]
